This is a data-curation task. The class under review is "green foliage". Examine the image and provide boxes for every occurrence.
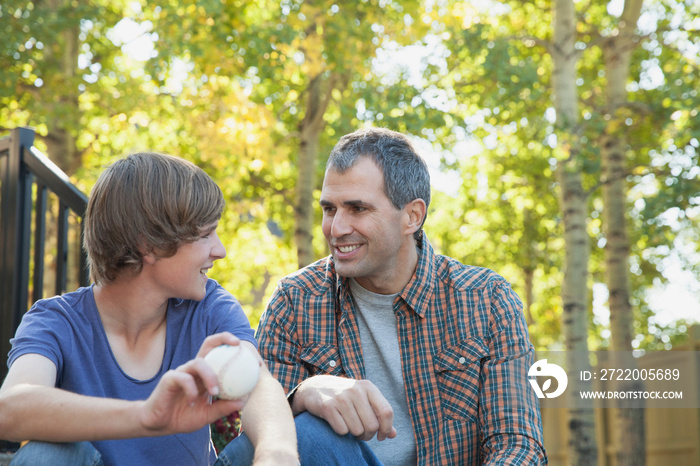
[1,0,698,341]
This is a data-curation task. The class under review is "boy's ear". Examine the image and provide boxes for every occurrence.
[139,244,158,265]
[404,198,427,236]
[142,252,157,265]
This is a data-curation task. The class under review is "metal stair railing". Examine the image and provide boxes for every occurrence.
[0,127,89,380]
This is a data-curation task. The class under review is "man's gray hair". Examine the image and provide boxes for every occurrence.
[326,127,431,239]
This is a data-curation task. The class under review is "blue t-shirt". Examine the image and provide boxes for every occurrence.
[8,279,256,466]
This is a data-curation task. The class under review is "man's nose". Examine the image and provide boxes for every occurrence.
[330,210,352,238]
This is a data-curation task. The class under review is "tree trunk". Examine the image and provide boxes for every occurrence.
[44,0,81,175]
[552,1,598,464]
[295,72,336,268]
[37,0,82,298]
[521,207,536,327]
[601,1,646,465]
[522,266,534,327]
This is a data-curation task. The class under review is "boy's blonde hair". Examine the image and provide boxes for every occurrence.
[84,152,225,284]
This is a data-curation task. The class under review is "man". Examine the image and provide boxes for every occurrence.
[256,127,548,465]
[0,152,372,465]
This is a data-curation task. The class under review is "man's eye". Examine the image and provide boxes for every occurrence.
[352,206,366,212]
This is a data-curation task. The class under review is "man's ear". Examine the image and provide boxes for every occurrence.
[404,199,427,236]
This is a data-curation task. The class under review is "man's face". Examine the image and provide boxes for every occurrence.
[320,157,411,294]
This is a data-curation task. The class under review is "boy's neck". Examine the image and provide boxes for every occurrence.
[93,279,168,338]
[93,280,169,380]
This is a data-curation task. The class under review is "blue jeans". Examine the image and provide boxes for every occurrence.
[10,441,102,465]
[10,413,382,465]
[216,412,382,465]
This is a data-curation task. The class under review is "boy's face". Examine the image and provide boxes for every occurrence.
[146,221,226,301]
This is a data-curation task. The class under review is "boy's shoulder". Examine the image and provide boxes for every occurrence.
[30,285,95,314]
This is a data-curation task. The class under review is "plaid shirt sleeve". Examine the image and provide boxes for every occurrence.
[479,282,547,465]
[255,283,307,394]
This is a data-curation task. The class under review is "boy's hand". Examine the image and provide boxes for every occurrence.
[138,332,245,436]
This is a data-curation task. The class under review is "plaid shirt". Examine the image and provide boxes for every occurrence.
[256,234,547,465]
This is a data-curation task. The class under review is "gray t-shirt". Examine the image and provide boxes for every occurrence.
[350,279,417,465]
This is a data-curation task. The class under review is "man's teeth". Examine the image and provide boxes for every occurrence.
[338,245,359,253]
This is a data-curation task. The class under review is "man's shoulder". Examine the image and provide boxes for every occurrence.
[434,254,509,292]
[276,256,337,296]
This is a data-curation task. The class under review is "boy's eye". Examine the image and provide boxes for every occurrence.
[199,229,215,239]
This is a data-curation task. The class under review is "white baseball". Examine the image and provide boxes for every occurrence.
[204,344,260,399]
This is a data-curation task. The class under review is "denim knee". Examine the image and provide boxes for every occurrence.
[217,412,382,466]
[295,412,382,466]
[215,433,254,466]
[10,441,102,466]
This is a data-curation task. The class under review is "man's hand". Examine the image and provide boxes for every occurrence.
[292,374,397,442]
[138,332,247,436]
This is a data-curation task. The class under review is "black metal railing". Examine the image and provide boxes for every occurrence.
[1,127,89,380]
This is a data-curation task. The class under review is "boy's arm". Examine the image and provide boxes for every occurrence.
[238,341,299,465]
[0,341,244,442]
[0,354,143,441]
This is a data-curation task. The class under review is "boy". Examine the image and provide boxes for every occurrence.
[0,152,298,465]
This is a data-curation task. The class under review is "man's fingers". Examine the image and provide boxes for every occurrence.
[322,406,351,436]
[298,375,396,441]
[345,393,379,439]
[336,396,371,437]
[367,387,395,441]
[330,379,394,441]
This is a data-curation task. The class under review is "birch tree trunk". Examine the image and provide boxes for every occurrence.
[601,1,646,464]
[552,1,598,464]
[295,72,336,268]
